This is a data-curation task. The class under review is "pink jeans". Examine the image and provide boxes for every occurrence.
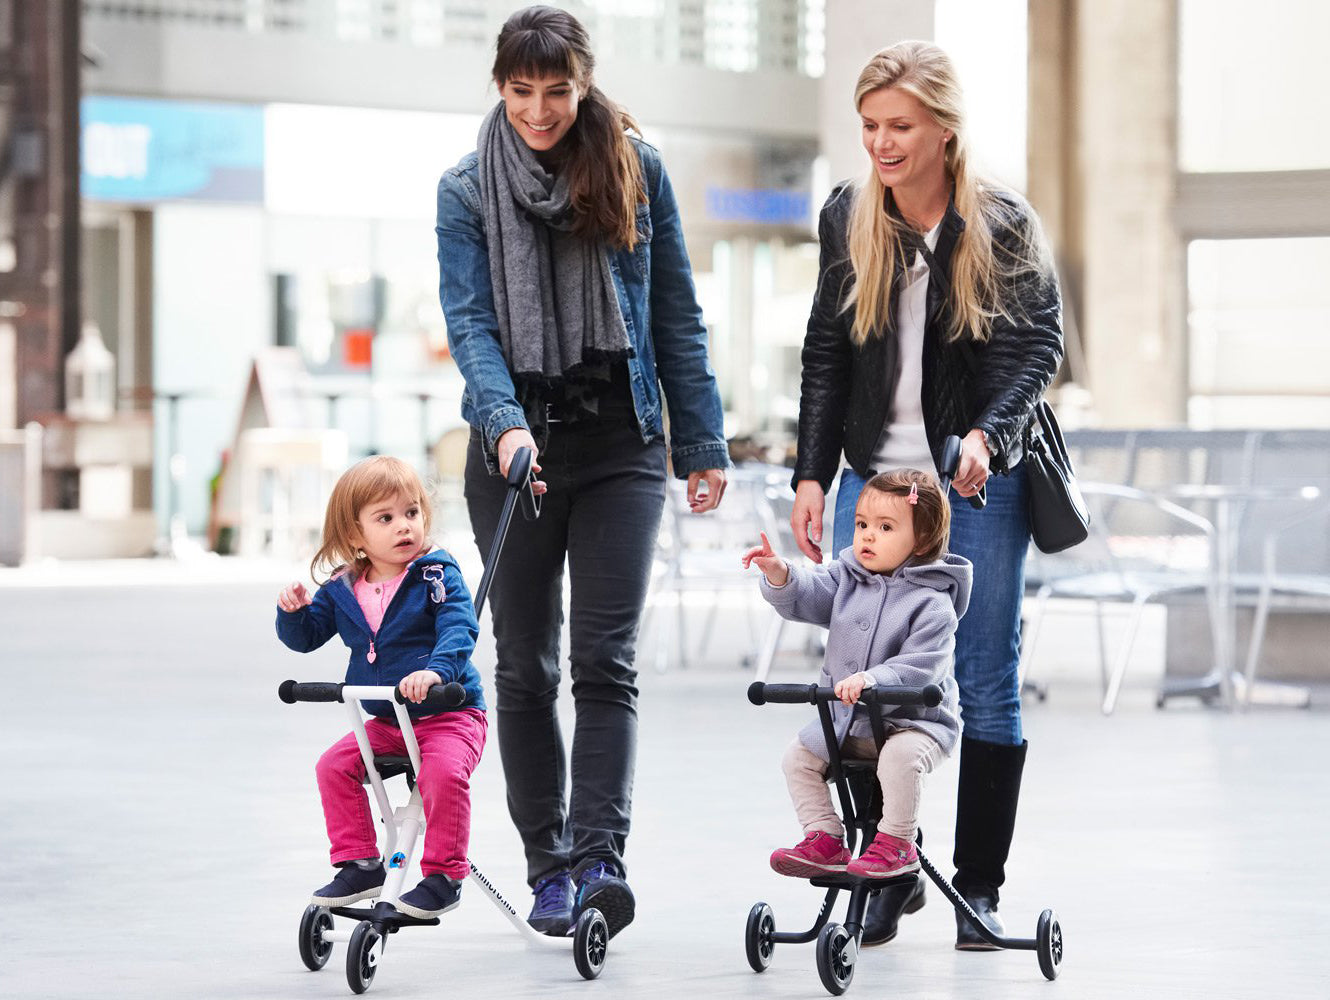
[316,709,487,880]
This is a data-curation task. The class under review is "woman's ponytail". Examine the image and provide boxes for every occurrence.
[565,85,644,250]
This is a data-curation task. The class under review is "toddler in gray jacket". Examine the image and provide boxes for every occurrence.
[743,469,972,880]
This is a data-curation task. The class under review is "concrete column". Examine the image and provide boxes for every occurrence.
[820,0,934,189]
[1038,0,1186,425]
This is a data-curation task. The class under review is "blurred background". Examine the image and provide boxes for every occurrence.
[1,3,1327,682]
[2,8,1328,995]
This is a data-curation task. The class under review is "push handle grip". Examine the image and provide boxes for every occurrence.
[939,434,985,510]
[278,680,343,704]
[394,681,468,708]
[748,681,943,708]
[507,446,541,521]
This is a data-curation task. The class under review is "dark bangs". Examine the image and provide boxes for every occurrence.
[492,24,584,86]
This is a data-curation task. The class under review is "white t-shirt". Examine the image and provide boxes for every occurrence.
[871,221,941,477]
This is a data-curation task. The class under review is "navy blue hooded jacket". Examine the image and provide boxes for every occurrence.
[276,549,485,719]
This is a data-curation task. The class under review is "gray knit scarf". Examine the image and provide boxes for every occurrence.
[476,102,631,404]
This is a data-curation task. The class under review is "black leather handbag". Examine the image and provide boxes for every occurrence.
[1023,400,1090,553]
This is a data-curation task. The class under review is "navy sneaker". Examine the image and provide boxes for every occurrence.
[396,874,462,919]
[574,861,635,939]
[528,871,575,936]
[311,862,385,906]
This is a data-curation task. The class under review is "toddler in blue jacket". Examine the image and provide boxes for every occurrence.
[744,469,971,882]
[277,456,487,920]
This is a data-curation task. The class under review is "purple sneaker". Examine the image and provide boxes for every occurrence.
[528,871,575,936]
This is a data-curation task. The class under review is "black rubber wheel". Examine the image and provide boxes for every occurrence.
[815,923,855,996]
[346,920,381,995]
[1036,908,1063,981]
[745,902,776,973]
[574,907,608,980]
[298,904,334,971]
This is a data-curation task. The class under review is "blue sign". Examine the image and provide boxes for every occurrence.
[82,96,264,203]
[705,186,810,226]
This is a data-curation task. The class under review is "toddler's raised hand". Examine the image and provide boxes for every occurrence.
[399,669,443,705]
[834,672,869,706]
[277,581,312,612]
[741,531,789,587]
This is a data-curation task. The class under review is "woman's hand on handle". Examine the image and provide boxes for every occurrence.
[687,468,727,513]
[496,427,547,495]
[952,429,991,499]
[791,480,826,564]
[741,531,790,587]
[278,581,312,612]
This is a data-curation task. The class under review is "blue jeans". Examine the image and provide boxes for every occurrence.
[832,463,1029,746]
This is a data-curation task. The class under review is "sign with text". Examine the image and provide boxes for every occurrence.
[704,186,811,226]
[82,96,264,203]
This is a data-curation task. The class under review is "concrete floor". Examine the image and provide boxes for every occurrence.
[2,555,1328,999]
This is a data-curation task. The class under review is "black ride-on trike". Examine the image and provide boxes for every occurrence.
[743,681,1063,995]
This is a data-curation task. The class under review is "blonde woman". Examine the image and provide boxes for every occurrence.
[788,41,1063,949]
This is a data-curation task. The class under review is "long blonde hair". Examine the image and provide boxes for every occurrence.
[845,41,1050,346]
[311,456,433,583]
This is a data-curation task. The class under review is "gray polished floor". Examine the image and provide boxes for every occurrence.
[2,559,1327,999]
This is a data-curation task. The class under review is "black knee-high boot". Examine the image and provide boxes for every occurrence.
[952,736,1027,950]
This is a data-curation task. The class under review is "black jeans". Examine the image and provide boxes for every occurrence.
[464,417,666,885]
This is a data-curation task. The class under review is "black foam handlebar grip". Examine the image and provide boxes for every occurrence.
[394,681,467,708]
[749,682,815,705]
[278,680,344,704]
[748,682,943,708]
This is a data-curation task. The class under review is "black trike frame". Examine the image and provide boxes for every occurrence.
[746,681,1061,992]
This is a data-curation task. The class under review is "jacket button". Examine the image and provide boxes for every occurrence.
[858,619,869,630]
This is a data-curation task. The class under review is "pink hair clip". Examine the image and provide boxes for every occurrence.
[907,482,919,505]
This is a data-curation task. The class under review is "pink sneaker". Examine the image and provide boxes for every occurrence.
[770,831,851,878]
[846,833,920,879]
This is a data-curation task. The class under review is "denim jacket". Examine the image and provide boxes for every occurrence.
[435,137,730,478]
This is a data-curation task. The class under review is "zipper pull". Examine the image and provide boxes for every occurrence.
[367,641,376,664]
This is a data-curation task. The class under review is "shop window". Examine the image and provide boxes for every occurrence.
[1187,238,1330,426]
[1180,0,1330,172]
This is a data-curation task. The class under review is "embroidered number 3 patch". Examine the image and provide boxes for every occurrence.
[422,566,448,605]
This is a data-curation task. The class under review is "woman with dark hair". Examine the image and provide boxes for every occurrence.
[789,41,1063,949]
[435,5,728,940]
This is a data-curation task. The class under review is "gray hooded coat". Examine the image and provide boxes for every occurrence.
[759,549,972,761]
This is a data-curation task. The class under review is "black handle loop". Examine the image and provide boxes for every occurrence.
[506,445,541,521]
[939,434,985,510]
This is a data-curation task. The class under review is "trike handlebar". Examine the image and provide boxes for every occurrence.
[278,679,468,709]
[747,681,943,708]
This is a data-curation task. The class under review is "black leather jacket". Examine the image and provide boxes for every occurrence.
[793,183,1064,492]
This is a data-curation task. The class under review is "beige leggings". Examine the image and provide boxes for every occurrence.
[781,729,945,840]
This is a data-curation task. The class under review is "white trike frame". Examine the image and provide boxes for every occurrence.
[307,685,601,969]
